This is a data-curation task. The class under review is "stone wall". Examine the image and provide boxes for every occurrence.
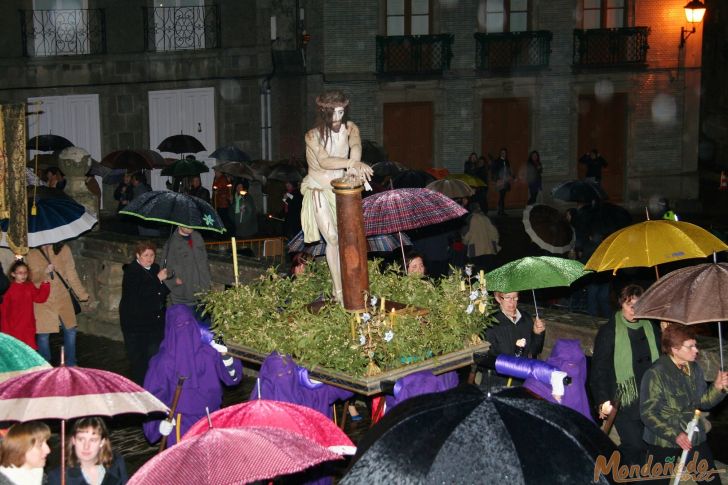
[313,0,701,208]
[68,231,267,341]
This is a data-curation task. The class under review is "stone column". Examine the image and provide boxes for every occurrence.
[57,147,99,230]
[332,178,369,311]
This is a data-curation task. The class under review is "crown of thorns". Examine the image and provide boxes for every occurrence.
[316,95,349,109]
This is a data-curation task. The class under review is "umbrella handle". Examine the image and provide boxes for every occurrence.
[531,288,539,320]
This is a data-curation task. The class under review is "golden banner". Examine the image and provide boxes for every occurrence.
[0,104,28,255]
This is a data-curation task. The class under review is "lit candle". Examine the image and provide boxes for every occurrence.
[231,237,239,286]
[381,296,386,312]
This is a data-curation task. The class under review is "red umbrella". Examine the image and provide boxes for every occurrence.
[362,188,467,236]
[0,365,167,485]
[129,426,341,485]
[182,399,356,455]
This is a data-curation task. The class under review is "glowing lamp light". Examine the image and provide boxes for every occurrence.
[680,0,706,48]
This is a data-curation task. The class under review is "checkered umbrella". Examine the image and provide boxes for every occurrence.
[362,188,467,236]
[288,230,412,256]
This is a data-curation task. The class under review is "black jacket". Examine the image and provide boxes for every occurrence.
[119,260,169,334]
[484,309,544,358]
[48,454,127,485]
[589,314,661,419]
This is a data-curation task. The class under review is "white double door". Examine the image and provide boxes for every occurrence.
[148,87,216,192]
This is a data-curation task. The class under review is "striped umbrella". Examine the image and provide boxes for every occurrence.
[362,188,467,236]
[362,189,467,272]
[287,230,412,256]
[0,187,97,248]
[0,365,168,484]
[0,333,50,384]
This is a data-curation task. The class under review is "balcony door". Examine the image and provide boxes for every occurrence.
[387,0,431,36]
[151,0,207,51]
[383,102,433,171]
[482,97,530,209]
[148,87,216,191]
[577,93,626,202]
[484,0,529,33]
[32,0,90,56]
[582,0,626,29]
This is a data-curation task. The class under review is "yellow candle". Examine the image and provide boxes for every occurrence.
[381,296,386,312]
[460,280,466,291]
[231,237,239,286]
[390,308,396,328]
[479,270,485,284]
[351,316,356,340]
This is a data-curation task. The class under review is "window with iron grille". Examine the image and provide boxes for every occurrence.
[484,0,529,33]
[144,0,220,52]
[386,0,431,36]
[23,0,105,56]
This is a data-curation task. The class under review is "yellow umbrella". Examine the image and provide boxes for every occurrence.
[447,173,487,187]
[584,220,728,274]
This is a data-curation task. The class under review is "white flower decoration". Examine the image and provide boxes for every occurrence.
[370,296,378,307]
[466,304,474,314]
[469,291,479,301]
[361,312,371,323]
[384,330,394,342]
[359,334,366,346]
[465,265,473,276]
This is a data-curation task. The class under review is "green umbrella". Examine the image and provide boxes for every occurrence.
[486,256,590,319]
[161,157,210,177]
[0,333,51,383]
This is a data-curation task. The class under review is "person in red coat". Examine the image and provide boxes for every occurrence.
[0,260,51,349]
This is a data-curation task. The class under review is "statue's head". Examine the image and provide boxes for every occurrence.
[57,146,92,177]
[316,90,349,130]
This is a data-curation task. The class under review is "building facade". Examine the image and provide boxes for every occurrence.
[0,0,705,212]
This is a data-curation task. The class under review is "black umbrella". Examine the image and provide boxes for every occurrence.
[343,386,616,484]
[392,170,436,189]
[119,190,225,233]
[213,161,255,180]
[267,163,304,183]
[27,135,74,152]
[209,145,251,163]
[552,179,607,203]
[160,157,210,177]
[101,149,166,171]
[583,202,632,239]
[157,134,206,154]
[361,140,388,165]
[372,161,407,179]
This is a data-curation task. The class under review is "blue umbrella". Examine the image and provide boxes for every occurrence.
[1,187,97,248]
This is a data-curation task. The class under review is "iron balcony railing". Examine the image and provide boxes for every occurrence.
[573,27,650,68]
[143,5,220,52]
[376,34,454,76]
[19,9,106,57]
[474,30,552,72]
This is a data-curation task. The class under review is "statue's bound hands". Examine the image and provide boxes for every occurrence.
[348,161,373,181]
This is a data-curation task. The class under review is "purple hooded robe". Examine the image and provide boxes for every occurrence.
[250,352,352,419]
[384,370,459,412]
[523,339,593,421]
[143,304,243,446]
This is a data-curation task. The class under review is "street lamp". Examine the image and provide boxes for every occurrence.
[680,0,706,48]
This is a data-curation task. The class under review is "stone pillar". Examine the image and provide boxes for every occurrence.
[57,147,99,230]
[332,178,369,311]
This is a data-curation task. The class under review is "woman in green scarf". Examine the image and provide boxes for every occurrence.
[590,284,660,467]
